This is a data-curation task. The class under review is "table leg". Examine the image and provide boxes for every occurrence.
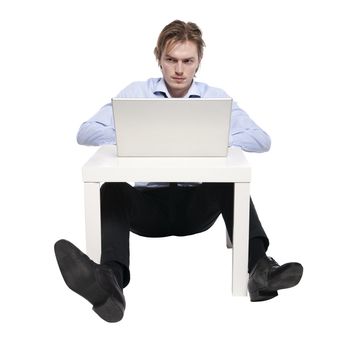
[232,182,250,296]
[84,182,101,263]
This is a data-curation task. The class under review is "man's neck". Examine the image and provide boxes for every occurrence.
[165,80,193,98]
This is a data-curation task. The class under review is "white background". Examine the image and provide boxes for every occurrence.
[1,0,349,348]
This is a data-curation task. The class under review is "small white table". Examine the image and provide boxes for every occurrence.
[82,145,251,296]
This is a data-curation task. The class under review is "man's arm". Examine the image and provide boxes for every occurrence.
[200,83,271,153]
[76,103,115,146]
[77,82,148,146]
[77,80,271,151]
[229,102,271,153]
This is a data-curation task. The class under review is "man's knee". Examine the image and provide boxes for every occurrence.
[201,182,234,197]
[100,182,131,199]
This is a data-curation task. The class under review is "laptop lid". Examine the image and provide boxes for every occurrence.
[111,98,232,157]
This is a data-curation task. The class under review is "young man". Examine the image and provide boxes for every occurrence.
[55,20,303,323]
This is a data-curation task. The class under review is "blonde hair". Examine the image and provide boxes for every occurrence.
[154,20,205,65]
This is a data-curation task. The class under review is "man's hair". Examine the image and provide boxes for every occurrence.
[154,20,205,65]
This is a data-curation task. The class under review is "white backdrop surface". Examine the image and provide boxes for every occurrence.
[1,1,349,349]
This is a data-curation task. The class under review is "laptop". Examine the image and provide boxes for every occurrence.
[111,97,232,157]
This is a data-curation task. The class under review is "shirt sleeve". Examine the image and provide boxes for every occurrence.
[76,82,145,146]
[201,85,271,153]
[76,103,115,146]
[229,101,271,153]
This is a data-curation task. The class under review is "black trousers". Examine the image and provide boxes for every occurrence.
[100,182,269,287]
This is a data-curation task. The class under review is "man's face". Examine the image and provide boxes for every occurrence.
[160,40,200,98]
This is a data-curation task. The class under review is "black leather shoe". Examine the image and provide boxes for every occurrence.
[54,239,125,322]
[248,256,303,302]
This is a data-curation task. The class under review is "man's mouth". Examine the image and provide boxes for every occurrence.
[172,77,185,82]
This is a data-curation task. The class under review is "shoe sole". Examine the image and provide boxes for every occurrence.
[268,262,303,290]
[54,239,125,322]
[249,263,303,302]
[93,295,125,322]
[249,289,278,302]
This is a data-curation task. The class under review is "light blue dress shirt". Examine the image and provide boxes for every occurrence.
[77,78,271,187]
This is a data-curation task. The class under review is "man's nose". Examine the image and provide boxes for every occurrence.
[175,62,183,74]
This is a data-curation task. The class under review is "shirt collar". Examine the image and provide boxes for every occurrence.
[153,78,201,98]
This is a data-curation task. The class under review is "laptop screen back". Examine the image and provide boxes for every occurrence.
[111,98,232,157]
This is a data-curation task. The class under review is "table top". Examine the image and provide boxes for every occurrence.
[82,145,251,183]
